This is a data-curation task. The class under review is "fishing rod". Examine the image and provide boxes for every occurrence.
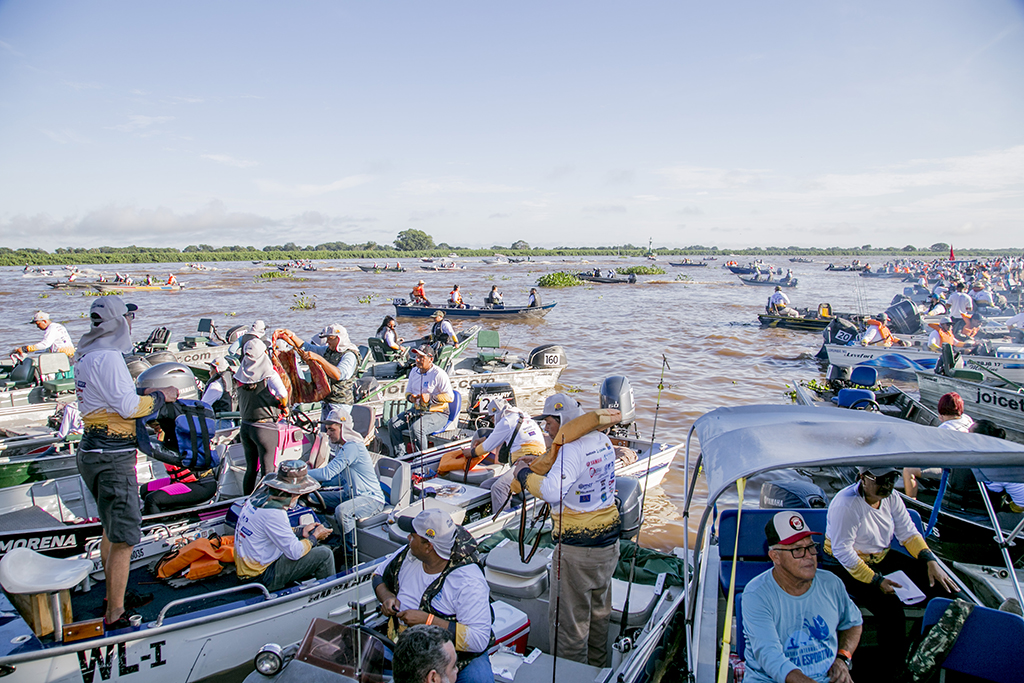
[617,354,670,643]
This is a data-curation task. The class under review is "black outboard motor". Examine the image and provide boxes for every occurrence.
[528,344,568,370]
[822,317,859,346]
[615,476,643,540]
[467,382,517,427]
[600,376,635,438]
[884,299,922,335]
[759,481,827,509]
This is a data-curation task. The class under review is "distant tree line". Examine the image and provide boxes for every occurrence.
[1,232,1019,267]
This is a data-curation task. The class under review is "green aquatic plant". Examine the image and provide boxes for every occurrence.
[255,271,292,281]
[291,292,316,310]
[81,290,122,296]
[536,272,583,288]
[616,265,665,275]
[674,273,692,282]
[358,293,379,304]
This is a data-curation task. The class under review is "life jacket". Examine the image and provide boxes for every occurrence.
[174,399,219,471]
[156,534,234,581]
[238,378,283,422]
[381,527,495,667]
[865,319,897,346]
[322,346,358,405]
[928,323,958,347]
[432,321,453,345]
[209,371,238,413]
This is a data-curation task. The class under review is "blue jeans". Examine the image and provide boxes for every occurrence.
[457,654,494,683]
[387,410,449,455]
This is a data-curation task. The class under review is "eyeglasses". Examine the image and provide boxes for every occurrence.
[773,543,819,559]
[863,473,898,485]
[124,312,135,320]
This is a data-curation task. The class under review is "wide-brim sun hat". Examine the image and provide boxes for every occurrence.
[262,460,320,495]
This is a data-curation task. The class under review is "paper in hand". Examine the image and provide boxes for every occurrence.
[885,570,926,605]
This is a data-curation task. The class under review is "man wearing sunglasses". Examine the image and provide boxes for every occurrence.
[742,511,862,683]
[825,466,959,670]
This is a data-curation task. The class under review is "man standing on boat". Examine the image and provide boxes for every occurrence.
[429,310,459,353]
[514,393,620,668]
[947,282,974,321]
[75,296,179,630]
[280,325,360,422]
[742,511,862,683]
[307,406,384,564]
[527,288,541,308]
[12,310,76,360]
[386,346,454,456]
[374,509,493,683]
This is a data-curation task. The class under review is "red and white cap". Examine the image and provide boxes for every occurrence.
[766,511,821,546]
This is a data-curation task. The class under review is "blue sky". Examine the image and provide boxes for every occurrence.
[1,1,1022,250]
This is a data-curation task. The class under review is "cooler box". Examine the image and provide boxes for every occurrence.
[490,601,530,654]
[275,424,305,464]
[995,346,1024,359]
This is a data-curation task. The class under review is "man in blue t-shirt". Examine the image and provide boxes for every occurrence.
[742,511,862,683]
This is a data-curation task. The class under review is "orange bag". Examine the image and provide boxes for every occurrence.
[437,449,487,475]
[156,535,235,579]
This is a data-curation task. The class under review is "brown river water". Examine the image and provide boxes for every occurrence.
[0,257,905,552]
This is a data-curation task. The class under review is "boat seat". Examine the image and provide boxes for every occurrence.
[950,369,984,381]
[430,392,462,436]
[921,598,1024,682]
[848,366,877,387]
[484,543,552,600]
[477,330,502,365]
[443,463,501,486]
[350,404,375,442]
[5,359,35,387]
[834,388,875,409]
[367,338,399,363]
[0,548,93,641]
[355,456,412,529]
[610,578,658,627]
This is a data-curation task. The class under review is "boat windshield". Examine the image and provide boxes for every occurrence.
[295,618,388,682]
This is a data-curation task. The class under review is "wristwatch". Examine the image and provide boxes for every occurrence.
[836,650,853,670]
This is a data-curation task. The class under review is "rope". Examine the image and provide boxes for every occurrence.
[716,478,746,683]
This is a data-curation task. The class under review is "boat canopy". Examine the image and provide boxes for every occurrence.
[692,405,1024,507]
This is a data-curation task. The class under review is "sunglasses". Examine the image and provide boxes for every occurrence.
[863,472,898,485]
[124,311,135,320]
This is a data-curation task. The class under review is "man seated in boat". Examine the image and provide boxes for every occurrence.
[1006,308,1024,342]
[483,285,503,308]
[306,407,384,566]
[167,272,178,286]
[860,312,908,347]
[926,316,971,352]
[448,284,467,309]
[741,511,862,683]
[411,279,431,306]
[386,346,454,456]
[374,509,493,683]
[970,280,995,308]
[234,460,335,591]
[527,287,541,308]
[429,310,459,352]
[824,466,959,670]
[11,310,75,360]
[766,287,796,317]
[392,625,460,683]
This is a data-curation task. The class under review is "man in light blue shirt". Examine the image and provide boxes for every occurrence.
[742,511,862,683]
[307,406,384,565]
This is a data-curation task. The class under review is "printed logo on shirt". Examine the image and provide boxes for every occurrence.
[784,616,833,678]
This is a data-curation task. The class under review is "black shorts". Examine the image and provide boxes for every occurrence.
[77,448,143,545]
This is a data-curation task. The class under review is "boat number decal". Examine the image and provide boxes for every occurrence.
[78,641,166,682]
[543,354,559,365]
[0,534,77,555]
[975,388,1024,412]
[130,546,145,561]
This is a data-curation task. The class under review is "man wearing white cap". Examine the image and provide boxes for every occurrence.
[307,406,384,563]
[374,509,493,683]
[279,325,360,422]
[386,346,454,455]
[12,311,75,359]
[513,392,619,667]
[742,511,862,683]
[74,296,179,630]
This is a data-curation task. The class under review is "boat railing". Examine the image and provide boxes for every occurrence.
[154,582,272,627]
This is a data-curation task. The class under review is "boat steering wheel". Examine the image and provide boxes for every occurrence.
[848,398,881,412]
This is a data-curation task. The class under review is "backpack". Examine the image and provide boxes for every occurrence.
[174,399,219,471]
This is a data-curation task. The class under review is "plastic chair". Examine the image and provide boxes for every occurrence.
[367,338,398,363]
[848,366,878,387]
[921,597,1024,682]
[430,392,462,435]
[356,457,412,528]
[477,330,502,364]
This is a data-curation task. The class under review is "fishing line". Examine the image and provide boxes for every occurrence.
[617,354,670,641]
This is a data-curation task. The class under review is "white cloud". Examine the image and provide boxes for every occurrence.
[201,153,258,169]
[398,178,526,195]
[254,175,373,197]
[39,128,91,145]
[170,96,204,104]
[108,115,174,132]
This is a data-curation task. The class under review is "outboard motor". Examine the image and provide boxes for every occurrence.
[136,362,201,402]
[145,351,179,366]
[528,344,567,370]
[600,376,635,438]
[125,355,152,379]
[467,382,516,427]
[822,317,859,346]
[759,481,827,509]
[353,375,380,403]
[224,325,247,345]
[884,299,922,335]
[615,476,643,540]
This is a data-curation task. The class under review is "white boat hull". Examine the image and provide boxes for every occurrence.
[826,344,1024,383]
[916,371,1024,444]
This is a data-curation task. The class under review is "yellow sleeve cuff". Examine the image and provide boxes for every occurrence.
[903,534,928,558]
